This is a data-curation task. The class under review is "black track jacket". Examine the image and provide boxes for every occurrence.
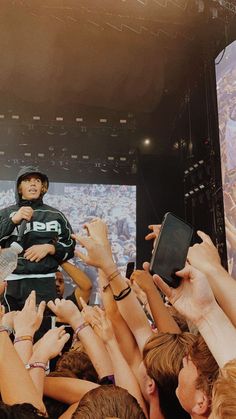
[0,171,75,280]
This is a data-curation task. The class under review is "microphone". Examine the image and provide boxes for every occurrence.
[17,219,28,243]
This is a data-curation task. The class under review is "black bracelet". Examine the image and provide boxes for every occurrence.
[113,285,131,301]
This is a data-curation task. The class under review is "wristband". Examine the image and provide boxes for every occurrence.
[14,335,33,344]
[72,321,89,344]
[25,362,47,371]
[103,269,120,291]
[0,326,10,334]
[113,285,131,301]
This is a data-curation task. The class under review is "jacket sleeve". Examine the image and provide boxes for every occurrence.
[0,209,17,245]
[53,213,75,262]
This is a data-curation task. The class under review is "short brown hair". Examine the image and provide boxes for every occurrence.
[211,359,236,418]
[143,332,196,419]
[72,385,146,419]
[55,350,99,383]
[189,335,219,400]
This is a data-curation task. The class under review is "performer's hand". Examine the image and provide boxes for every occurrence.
[11,206,33,224]
[24,244,55,262]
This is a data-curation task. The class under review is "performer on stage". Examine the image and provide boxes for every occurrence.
[0,166,75,311]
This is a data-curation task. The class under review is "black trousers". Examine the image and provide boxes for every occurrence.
[2,276,57,312]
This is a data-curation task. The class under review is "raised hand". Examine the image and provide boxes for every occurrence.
[13,290,46,336]
[47,298,82,327]
[187,230,221,274]
[145,224,161,244]
[153,263,216,327]
[73,218,114,271]
[130,269,156,294]
[32,326,70,361]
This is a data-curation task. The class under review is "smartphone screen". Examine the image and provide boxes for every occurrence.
[149,212,193,288]
[126,262,135,279]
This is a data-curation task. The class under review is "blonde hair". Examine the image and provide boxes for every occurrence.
[211,359,236,418]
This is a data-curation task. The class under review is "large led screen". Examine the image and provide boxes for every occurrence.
[0,181,136,302]
[215,40,236,277]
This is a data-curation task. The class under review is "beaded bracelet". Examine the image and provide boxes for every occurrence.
[103,269,120,291]
[14,335,33,344]
[25,362,47,371]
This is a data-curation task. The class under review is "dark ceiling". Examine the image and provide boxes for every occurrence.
[0,0,235,165]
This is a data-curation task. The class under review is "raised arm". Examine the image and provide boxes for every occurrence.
[60,261,92,304]
[12,290,46,364]
[97,269,142,372]
[187,230,236,327]
[47,298,113,379]
[82,305,147,417]
[153,264,236,368]
[0,307,45,413]
[131,267,181,334]
[74,219,153,353]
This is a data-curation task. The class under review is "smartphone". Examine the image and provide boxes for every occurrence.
[126,261,135,279]
[149,212,193,288]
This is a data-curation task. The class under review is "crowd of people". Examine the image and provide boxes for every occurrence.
[0,166,236,418]
[0,210,236,417]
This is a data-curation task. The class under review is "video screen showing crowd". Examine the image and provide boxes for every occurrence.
[216,39,236,277]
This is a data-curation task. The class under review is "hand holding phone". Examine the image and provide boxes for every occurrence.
[149,212,193,288]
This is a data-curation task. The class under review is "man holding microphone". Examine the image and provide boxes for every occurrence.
[0,166,75,311]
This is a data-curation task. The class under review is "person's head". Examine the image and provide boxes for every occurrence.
[143,332,196,419]
[71,385,146,419]
[55,350,99,383]
[0,402,46,418]
[17,166,48,201]
[55,271,65,297]
[209,359,236,419]
[177,335,219,417]
[43,396,69,419]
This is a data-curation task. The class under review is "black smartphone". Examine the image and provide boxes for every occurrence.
[149,212,193,288]
[126,261,135,279]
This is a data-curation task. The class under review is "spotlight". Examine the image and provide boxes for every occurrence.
[143,138,151,146]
